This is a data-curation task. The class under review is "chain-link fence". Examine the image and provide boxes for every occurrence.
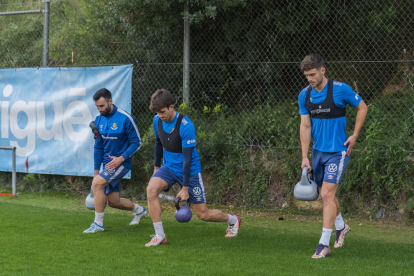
[0,1,44,68]
[2,0,414,207]
[2,0,414,143]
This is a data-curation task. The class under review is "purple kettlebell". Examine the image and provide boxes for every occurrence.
[174,197,192,223]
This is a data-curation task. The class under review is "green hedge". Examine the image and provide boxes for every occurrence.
[2,92,414,217]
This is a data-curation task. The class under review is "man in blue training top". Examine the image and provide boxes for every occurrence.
[298,54,368,258]
[83,88,147,233]
[144,89,241,247]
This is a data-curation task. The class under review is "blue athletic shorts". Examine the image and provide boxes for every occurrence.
[312,149,350,186]
[99,165,130,195]
[152,165,206,204]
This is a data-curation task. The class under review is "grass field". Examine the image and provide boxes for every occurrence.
[0,190,414,276]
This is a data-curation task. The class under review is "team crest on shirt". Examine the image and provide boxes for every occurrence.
[111,123,118,130]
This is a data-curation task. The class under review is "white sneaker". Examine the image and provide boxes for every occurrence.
[129,207,147,225]
[225,215,241,237]
[83,222,104,233]
[145,234,167,247]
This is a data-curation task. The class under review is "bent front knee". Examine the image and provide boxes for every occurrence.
[92,177,105,190]
[92,183,105,193]
[146,186,160,200]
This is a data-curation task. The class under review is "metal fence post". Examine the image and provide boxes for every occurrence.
[0,146,17,196]
[12,147,16,196]
[42,0,50,67]
[183,1,190,105]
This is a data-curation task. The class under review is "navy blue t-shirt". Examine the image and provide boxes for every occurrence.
[298,80,361,152]
[94,105,141,170]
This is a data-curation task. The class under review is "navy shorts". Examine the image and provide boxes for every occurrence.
[312,149,350,186]
[99,165,130,195]
[152,165,206,204]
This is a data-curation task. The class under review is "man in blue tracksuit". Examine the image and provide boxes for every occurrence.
[144,89,241,247]
[298,54,368,258]
[83,88,147,233]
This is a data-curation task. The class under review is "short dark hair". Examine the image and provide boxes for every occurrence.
[300,54,325,71]
[149,89,176,112]
[93,88,112,101]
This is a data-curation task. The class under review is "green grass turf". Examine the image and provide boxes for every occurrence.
[0,190,414,276]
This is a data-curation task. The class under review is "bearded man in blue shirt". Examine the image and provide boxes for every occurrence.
[83,88,147,233]
[145,89,241,247]
[298,54,368,258]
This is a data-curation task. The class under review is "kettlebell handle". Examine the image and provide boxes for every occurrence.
[301,167,314,185]
[301,167,309,180]
[175,197,181,210]
[175,197,191,210]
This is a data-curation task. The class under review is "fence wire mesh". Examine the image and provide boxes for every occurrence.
[0,1,44,68]
[1,0,414,147]
[2,0,414,207]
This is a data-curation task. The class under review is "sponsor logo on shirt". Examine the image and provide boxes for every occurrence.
[333,81,342,86]
[311,108,331,115]
[187,139,196,144]
[111,123,118,130]
[328,175,334,180]
[355,95,359,100]
[102,136,118,140]
[182,118,188,125]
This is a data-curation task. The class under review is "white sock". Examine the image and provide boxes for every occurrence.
[153,222,165,237]
[335,213,345,230]
[132,204,144,214]
[94,212,104,226]
[226,214,238,225]
[319,228,332,246]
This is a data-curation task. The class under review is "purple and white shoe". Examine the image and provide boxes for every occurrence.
[334,224,350,248]
[311,244,331,259]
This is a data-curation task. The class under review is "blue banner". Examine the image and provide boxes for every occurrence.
[0,65,133,178]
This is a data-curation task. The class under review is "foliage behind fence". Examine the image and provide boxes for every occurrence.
[1,0,414,216]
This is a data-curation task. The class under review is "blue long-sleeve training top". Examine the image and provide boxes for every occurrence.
[93,105,141,170]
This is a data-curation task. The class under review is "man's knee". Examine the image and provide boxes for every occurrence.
[195,208,209,221]
[196,212,208,221]
[147,184,160,199]
[320,190,335,204]
[92,176,106,190]
[107,200,119,208]
[147,178,167,199]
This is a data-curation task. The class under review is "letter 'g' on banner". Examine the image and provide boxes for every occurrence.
[0,65,133,178]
